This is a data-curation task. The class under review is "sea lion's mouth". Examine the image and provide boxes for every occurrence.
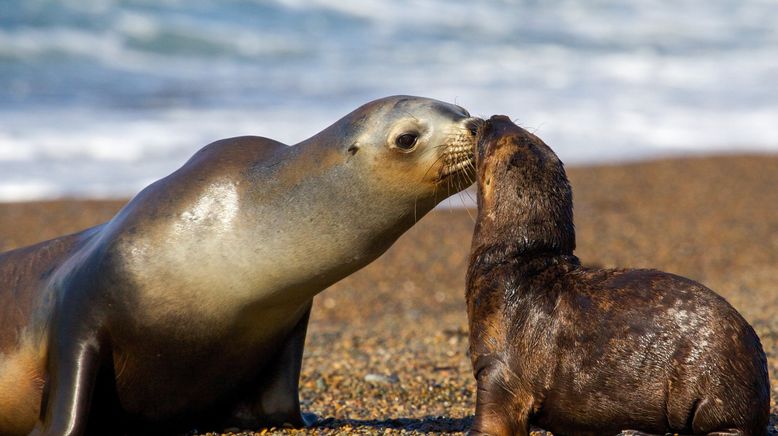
[439,143,474,179]
[435,118,481,183]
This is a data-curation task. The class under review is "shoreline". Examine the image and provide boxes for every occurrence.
[2,151,777,206]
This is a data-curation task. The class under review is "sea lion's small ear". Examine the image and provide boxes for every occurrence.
[347,144,359,155]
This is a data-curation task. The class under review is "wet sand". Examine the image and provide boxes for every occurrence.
[1,155,776,434]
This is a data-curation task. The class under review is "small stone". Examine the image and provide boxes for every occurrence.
[364,373,399,385]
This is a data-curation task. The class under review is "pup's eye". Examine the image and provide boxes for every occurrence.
[395,133,418,150]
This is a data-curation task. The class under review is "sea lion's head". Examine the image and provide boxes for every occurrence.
[316,95,481,210]
[473,115,575,256]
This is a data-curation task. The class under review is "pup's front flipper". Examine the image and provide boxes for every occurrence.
[470,356,531,436]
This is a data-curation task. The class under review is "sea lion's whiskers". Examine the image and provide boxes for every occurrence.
[447,173,461,213]
[440,159,474,177]
[461,196,476,222]
[422,153,448,184]
[465,160,477,186]
[416,151,450,222]
[454,176,476,222]
[430,179,441,211]
[527,122,545,135]
[464,166,475,186]
[445,171,453,211]
[460,168,477,204]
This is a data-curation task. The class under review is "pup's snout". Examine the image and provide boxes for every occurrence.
[474,115,525,165]
[489,115,512,123]
[477,115,513,141]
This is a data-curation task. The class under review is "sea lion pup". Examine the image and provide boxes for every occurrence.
[465,115,769,436]
[0,96,481,436]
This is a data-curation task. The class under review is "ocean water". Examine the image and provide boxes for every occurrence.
[1,0,777,201]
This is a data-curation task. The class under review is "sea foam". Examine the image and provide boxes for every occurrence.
[1,0,777,201]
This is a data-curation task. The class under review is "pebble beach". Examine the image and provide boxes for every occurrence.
[1,155,776,435]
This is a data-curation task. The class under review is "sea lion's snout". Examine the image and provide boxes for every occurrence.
[473,115,566,208]
[480,115,519,141]
[488,114,513,124]
[474,118,493,165]
[433,116,481,184]
[475,115,522,166]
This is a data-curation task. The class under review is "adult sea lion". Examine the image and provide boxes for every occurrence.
[465,115,769,435]
[0,96,480,435]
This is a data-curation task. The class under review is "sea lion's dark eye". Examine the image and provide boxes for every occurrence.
[395,133,418,150]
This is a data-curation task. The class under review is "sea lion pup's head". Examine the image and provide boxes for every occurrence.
[473,115,575,258]
[311,95,481,209]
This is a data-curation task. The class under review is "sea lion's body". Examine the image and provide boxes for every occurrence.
[0,96,478,435]
[466,116,769,435]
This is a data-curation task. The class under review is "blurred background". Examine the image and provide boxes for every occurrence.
[1,0,777,201]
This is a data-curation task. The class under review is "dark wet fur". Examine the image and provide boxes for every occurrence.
[465,116,770,435]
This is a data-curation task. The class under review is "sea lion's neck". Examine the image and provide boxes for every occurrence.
[114,137,432,314]
[468,240,577,271]
[468,164,577,286]
[465,242,580,323]
[466,237,580,289]
[470,201,575,268]
[231,140,434,304]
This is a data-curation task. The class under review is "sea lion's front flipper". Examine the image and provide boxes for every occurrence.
[31,332,102,436]
[229,302,314,430]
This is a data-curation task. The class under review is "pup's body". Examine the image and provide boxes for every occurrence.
[466,116,769,435]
